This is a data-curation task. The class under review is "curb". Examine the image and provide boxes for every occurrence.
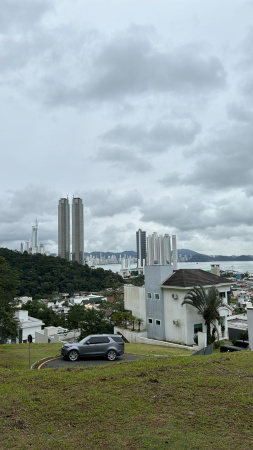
[31,355,61,370]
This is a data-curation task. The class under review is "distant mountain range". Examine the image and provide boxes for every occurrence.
[178,249,253,262]
[84,249,253,262]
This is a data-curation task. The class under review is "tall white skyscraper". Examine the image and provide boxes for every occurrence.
[58,197,70,261]
[172,235,178,269]
[32,219,39,254]
[146,233,177,267]
[164,234,171,265]
[72,197,84,264]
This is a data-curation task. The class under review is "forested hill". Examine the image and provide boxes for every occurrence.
[0,248,123,298]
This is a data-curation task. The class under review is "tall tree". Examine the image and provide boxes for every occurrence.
[181,285,227,345]
[66,304,86,331]
[0,257,19,343]
[79,308,113,338]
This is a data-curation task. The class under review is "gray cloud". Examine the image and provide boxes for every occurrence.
[86,223,136,253]
[0,0,52,32]
[41,27,226,108]
[96,146,152,172]
[85,35,226,101]
[101,120,201,153]
[0,185,58,246]
[0,2,252,256]
[140,191,253,233]
[159,121,253,191]
[227,103,253,123]
[84,189,144,218]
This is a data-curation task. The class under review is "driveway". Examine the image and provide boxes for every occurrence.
[34,354,142,369]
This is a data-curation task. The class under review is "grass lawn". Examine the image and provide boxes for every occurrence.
[125,342,194,356]
[1,344,253,449]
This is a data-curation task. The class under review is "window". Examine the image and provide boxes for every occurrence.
[147,292,152,299]
[89,337,110,344]
[219,292,226,298]
[155,319,161,326]
[194,324,203,334]
[111,336,123,343]
[154,293,160,300]
[148,318,153,324]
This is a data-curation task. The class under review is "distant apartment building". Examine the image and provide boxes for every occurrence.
[146,232,176,266]
[58,196,84,263]
[172,234,178,270]
[136,229,146,268]
[58,197,70,261]
[32,219,39,254]
[72,197,84,264]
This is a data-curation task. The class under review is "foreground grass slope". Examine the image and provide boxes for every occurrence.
[1,344,253,449]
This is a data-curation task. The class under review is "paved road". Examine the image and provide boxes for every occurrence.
[35,354,142,369]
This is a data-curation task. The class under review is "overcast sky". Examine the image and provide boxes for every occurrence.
[1,0,253,256]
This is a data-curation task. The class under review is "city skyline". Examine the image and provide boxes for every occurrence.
[1,1,253,256]
[20,219,45,255]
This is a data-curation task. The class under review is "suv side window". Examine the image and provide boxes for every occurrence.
[111,336,123,342]
[89,337,110,344]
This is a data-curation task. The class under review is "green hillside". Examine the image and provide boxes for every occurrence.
[0,344,253,449]
[0,248,123,297]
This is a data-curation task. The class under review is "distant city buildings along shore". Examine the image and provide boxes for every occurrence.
[20,219,46,255]
[20,202,178,270]
[137,229,177,270]
[58,196,84,263]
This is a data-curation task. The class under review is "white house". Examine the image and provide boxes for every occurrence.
[158,268,232,345]
[124,266,232,346]
[14,310,44,343]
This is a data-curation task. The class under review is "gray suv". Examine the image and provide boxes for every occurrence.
[61,334,124,361]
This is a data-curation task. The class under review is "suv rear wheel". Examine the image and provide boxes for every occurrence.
[107,350,117,361]
[68,350,79,361]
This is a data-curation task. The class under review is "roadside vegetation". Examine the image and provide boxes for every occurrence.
[0,344,253,449]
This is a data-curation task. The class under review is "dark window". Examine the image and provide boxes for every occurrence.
[89,337,110,344]
[148,318,153,324]
[147,292,152,299]
[155,319,161,326]
[111,336,123,342]
[194,323,203,334]
[154,293,160,300]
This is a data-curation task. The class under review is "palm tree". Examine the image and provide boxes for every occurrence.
[181,285,227,345]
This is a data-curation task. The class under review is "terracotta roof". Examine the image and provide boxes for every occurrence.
[162,269,230,288]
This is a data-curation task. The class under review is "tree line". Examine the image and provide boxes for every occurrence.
[0,248,124,297]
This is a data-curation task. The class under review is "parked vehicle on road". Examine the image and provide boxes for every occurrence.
[220,340,249,353]
[61,334,124,361]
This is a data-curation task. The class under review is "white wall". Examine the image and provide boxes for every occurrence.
[124,285,146,321]
[21,325,43,342]
[247,307,253,350]
[35,330,61,343]
[114,327,192,350]
[163,285,232,345]
[14,310,44,343]
[163,288,203,345]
